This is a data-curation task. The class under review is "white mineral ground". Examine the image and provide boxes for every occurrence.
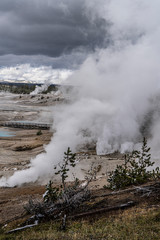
[0,92,124,224]
[0,92,124,187]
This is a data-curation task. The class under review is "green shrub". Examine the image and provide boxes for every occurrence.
[36,130,42,135]
[43,180,60,203]
[108,138,160,190]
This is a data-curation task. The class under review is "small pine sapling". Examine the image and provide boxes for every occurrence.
[130,137,154,183]
[108,138,160,190]
[43,148,76,203]
[55,147,76,191]
[43,180,60,203]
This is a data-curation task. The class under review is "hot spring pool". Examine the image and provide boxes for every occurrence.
[0,130,15,137]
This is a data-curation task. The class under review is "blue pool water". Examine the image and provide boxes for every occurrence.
[0,130,15,137]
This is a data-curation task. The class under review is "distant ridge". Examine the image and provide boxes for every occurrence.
[0,81,60,87]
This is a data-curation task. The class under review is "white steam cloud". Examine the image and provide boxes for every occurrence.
[1,0,160,186]
[30,80,51,95]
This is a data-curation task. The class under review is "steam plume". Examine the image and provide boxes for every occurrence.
[30,80,51,95]
[1,0,160,186]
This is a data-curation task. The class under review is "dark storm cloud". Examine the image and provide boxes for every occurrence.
[0,0,109,58]
[0,51,87,69]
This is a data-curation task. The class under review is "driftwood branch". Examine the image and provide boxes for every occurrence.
[6,221,38,234]
[61,214,67,231]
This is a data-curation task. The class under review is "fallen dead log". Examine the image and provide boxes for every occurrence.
[5,182,160,234]
[135,182,160,197]
[5,201,135,234]
[91,182,160,199]
[91,187,136,199]
[69,201,135,220]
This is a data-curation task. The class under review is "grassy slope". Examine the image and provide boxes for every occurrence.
[1,206,160,240]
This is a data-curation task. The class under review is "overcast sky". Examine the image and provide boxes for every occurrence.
[1,0,154,83]
[0,0,109,69]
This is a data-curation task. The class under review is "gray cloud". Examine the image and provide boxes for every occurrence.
[0,0,109,60]
[0,51,87,69]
